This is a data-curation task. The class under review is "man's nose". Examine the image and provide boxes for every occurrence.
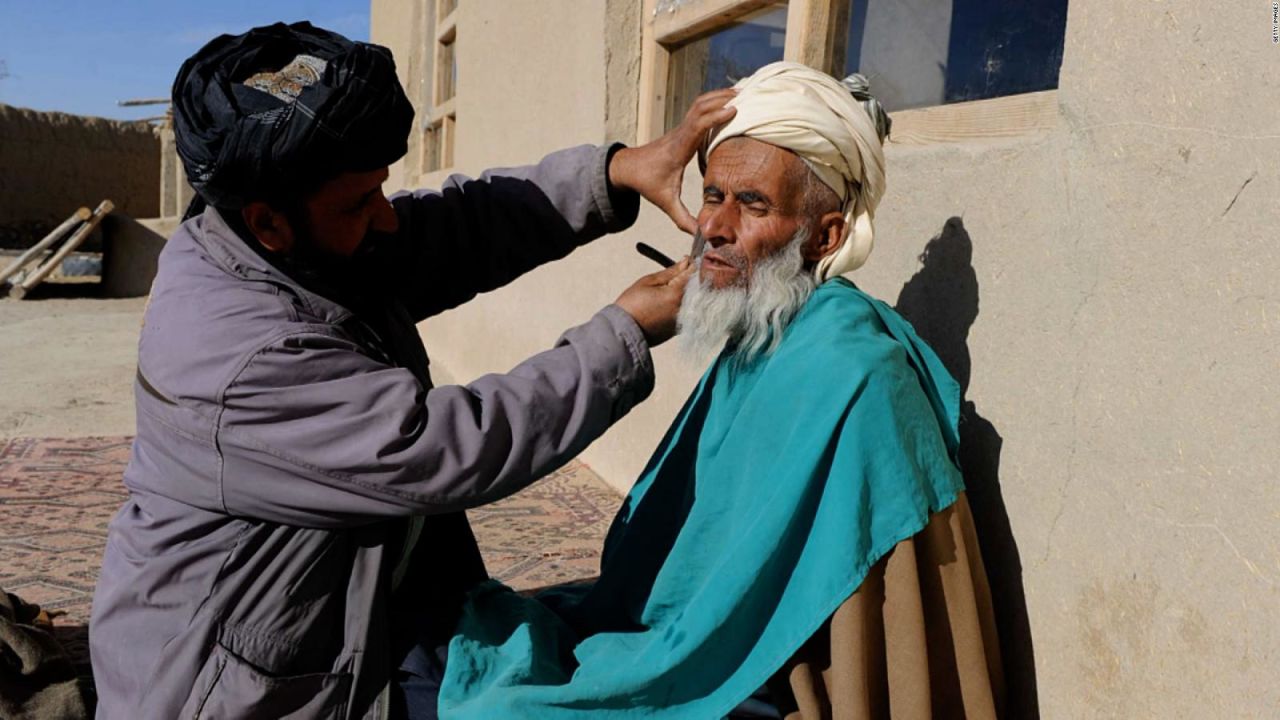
[699,204,736,248]
[370,194,400,234]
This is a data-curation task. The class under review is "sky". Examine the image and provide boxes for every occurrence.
[0,0,369,121]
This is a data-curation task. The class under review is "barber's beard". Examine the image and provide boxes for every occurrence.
[279,212,382,299]
[222,204,381,309]
[677,227,817,366]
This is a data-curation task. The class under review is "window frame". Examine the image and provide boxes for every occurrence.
[637,0,1061,146]
[420,0,458,181]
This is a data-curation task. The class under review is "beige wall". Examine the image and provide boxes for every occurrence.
[375,0,1280,715]
[450,2,609,168]
[371,0,423,191]
[156,124,196,219]
[0,104,160,247]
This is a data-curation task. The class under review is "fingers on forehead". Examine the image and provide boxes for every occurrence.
[694,89,736,108]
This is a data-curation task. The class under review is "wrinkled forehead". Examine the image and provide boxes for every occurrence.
[703,136,806,196]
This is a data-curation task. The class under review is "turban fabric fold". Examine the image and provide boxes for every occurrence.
[172,22,413,209]
[699,62,889,281]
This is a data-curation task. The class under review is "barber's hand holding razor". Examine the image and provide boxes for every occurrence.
[615,257,694,347]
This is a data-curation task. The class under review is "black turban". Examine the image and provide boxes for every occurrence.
[172,21,414,210]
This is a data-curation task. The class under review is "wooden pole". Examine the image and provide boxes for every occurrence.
[9,200,114,300]
[0,207,92,286]
[784,0,847,73]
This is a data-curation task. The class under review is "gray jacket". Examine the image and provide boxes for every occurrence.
[89,145,653,718]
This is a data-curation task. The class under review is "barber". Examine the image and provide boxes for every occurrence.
[89,21,734,719]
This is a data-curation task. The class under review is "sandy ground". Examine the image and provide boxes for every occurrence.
[0,291,145,438]
[0,286,462,440]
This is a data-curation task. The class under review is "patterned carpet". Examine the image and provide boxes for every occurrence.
[0,435,623,686]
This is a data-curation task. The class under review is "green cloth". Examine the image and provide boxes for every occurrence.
[440,279,965,719]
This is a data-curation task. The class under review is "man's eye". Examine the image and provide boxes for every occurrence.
[746,203,768,214]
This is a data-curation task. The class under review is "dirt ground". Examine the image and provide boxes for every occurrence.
[0,290,144,438]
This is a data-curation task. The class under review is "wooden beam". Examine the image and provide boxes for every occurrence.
[887,90,1061,147]
[0,207,91,286]
[117,97,170,107]
[429,98,457,124]
[636,0,671,142]
[783,0,848,72]
[653,0,777,45]
[10,200,114,300]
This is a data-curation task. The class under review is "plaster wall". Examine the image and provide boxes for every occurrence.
[371,0,421,191]
[375,0,1280,715]
[0,104,160,248]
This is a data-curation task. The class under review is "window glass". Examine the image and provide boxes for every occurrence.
[425,121,444,172]
[665,3,788,130]
[841,0,1067,111]
[438,38,456,103]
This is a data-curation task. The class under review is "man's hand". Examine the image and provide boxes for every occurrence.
[608,89,737,234]
[615,257,695,347]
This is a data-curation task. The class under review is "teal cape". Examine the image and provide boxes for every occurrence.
[439,279,965,719]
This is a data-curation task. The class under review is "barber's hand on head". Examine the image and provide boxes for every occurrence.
[608,89,737,234]
[615,257,695,347]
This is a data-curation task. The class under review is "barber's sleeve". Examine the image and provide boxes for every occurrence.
[374,143,640,320]
[215,305,651,527]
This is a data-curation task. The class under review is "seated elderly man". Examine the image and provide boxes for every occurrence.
[436,63,1004,719]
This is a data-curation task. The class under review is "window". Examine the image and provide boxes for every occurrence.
[839,0,1068,111]
[425,0,458,173]
[424,122,443,173]
[424,113,455,172]
[437,28,456,103]
[665,3,788,129]
[638,0,1064,145]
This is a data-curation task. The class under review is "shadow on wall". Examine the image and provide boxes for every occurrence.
[893,217,1040,718]
[100,215,169,298]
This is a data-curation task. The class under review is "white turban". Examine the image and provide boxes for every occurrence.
[698,61,889,282]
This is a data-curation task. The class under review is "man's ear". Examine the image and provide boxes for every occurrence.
[240,202,295,254]
[803,211,847,263]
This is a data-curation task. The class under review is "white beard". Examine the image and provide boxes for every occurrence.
[677,227,818,366]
